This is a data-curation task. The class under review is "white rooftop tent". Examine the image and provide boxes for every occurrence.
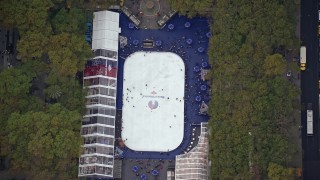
[92,11,121,51]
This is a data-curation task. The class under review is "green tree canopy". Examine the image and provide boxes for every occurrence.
[0,68,32,101]
[17,30,51,60]
[47,33,92,77]
[51,8,87,34]
[263,54,287,77]
[267,162,296,180]
[0,66,44,157]
[7,104,82,180]
[0,0,54,31]
[0,0,92,179]
[208,0,299,178]
[45,71,86,112]
[62,0,115,10]
[167,0,213,17]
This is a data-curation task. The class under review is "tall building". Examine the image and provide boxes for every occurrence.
[175,122,209,180]
[78,10,121,179]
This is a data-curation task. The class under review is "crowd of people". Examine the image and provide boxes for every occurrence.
[114,14,210,162]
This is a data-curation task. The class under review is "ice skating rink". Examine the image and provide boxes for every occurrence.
[121,51,185,152]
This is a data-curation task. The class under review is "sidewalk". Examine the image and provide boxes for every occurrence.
[285,1,302,169]
[124,0,173,29]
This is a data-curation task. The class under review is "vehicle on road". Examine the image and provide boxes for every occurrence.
[300,46,306,71]
[307,103,313,136]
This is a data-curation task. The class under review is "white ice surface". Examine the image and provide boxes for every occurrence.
[121,51,185,152]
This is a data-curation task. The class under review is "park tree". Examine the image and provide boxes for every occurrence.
[18,60,50,77]
[0,68,32,101]
[58,78,86,112]
[0,66,44,156]
[51,8,87,34]
[267,162,296,180]
[83,0,116,10]
[17,30,51,60]
[45,71,86,112]
[0,0,53,31]
[45,84,62,100]
[0,0,92,179]
[208,0,299,178]
[7,104,82,180]
[47,33,92,77]
[0,67,43,122]
[167,0,213,17]
[64,0,115,9]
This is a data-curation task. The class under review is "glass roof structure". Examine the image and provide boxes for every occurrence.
[79,10,120,179]
[175,122,209,180]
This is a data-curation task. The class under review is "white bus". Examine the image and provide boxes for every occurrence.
[300,46,306,70]
[307,110,313,136]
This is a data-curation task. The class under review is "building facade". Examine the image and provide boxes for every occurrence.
[79,10,120,179]
[175,122,209,180]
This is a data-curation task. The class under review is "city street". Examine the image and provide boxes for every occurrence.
[300,0,320,179]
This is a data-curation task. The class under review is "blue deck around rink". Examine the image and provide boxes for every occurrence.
[116,13,211,159]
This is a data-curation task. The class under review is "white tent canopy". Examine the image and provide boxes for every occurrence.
[92,11,121,51]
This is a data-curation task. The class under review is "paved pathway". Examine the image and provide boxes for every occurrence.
[124,0,172,29]
[120,158,175,180]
